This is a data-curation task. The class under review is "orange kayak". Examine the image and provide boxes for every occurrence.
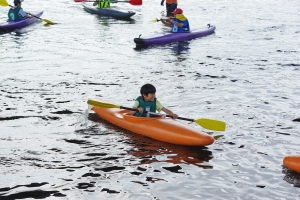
[283,155,300,173]
[91,107,214,146]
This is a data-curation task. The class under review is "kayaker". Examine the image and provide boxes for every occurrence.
[93,0,118,8]
[161,8,190,32]
[129,84,178,119]
[160,0,177,17]
[8,0,32,20]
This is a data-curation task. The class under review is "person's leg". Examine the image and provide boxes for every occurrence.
[170,3,177,13]
[166,3,172,16]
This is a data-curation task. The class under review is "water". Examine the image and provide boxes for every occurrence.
[1,0,300,199]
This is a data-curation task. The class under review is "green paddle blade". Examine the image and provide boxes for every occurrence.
[87,99,121,109]
[0,0,9,6]
[194,118,226,131]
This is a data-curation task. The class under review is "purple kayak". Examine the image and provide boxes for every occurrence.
[0,11,43,31]
[134,24,216,48]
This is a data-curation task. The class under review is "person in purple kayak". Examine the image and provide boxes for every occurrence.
[8,0,32,20]
[161,8,190,32]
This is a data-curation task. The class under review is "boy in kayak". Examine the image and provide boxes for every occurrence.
[93,0,118,8]
[129,84,178,119]
[160,0,177,17]
[161,8,190,32]
[8,0,32,20]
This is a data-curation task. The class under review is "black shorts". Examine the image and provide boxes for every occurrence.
[166,3,177,16]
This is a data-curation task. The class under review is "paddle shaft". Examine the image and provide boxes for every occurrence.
[74,0,136,2]
[73,0,142,5]
[119,106,192,121]
[27,12,43,20]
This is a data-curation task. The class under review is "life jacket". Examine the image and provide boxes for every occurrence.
[97,0,110,8]
[135,96,157,117]
[8,6,22,21]
[171,14,190,32]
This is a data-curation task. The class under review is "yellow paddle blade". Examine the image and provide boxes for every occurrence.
[87,99,121,109]
[42,19,55,25]
[0,0,9,6]
[150,18,159,23]
[194,118,226,131]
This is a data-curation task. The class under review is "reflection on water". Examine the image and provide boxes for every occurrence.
[88,112,213,168]
[134,40,190,55]
[282,166,300,188]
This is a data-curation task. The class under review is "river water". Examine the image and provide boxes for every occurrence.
[0,0,299,199]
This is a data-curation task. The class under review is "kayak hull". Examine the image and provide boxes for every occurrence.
[0,11,43,30]
[82,3,135,19]
[134,24,215,47]
[283,155,300,173]
[91,105,214,146]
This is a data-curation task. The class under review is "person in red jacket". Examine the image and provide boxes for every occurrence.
[160,0,177,16]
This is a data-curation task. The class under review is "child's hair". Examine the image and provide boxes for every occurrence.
[140,84,156,96]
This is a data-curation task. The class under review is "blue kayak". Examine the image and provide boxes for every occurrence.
[0,11,43,31]
[81,3,135,19]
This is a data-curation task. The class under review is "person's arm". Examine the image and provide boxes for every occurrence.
[129,107,144,115]
[161,18,172,27]
[160,0,165,6]
[19,9,32,18]
[129,100,140,115]
[129,108,137,115]
[93,0,100,6]
[170,19,183,27]
[26,13,33,18]
[161,107,178,119]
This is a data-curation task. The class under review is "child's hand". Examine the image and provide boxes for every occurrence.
[137,107,144,113]
[172,114,178,119]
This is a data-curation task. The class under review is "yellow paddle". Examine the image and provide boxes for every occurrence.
[87,99,226,131]
[150,18,160,23]
[0,0,54,25]
[150,16,169,23]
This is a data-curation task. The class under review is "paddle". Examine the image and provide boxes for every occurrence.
[0,0,54,25]
[74,0,142,6]
[150,16,169,23]
[87,99,226,131]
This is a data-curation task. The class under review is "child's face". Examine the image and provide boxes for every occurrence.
[143,93,155,101]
